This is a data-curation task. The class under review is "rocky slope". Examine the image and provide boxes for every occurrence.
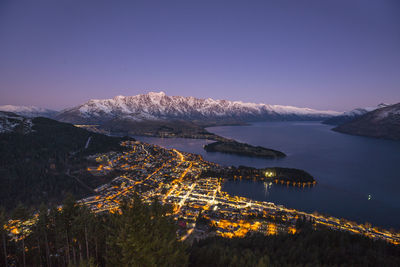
[333,103,400,140]
[0,111,33,134]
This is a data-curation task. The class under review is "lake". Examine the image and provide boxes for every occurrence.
[134,121,400,229]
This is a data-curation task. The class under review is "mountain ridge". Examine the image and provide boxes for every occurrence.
[0,105,58,118]
[333,103,400,140]
[323,103,389,125]
[56,91,340,124]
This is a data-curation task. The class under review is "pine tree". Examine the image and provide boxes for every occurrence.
[0,207,8,267]
[106,197,188,266]
[12,203,30,267]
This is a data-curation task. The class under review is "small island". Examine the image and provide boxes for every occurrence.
[204,140,286,158]
[200,165,315,186]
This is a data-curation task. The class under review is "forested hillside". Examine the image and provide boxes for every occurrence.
[0,196,188,266]
[0,116,132,209]
[190,225,400,266]
[2,197,399,267]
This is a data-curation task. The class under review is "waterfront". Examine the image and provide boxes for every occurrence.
[77,140,400,244]
[7,137,400,247]
[135,121,400,229]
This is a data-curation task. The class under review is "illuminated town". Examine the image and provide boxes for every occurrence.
[4,140,400,246]
[78,141,399,245]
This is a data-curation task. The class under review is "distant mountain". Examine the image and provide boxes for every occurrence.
[0,105,58,118]
[54,92,340,138]
[56,91,339,125]
[333,103,400,140]
[323,104,389,125]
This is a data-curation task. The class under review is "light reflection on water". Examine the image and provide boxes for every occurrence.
[263,182,273,197]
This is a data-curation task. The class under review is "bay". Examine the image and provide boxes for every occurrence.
[134,121,400,229]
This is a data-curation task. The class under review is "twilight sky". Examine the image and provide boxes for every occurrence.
[0,0,399,111]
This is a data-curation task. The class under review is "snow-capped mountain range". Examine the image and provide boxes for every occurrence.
[4,92,396,139]
[55,91,340,124]
[0,105,57,118]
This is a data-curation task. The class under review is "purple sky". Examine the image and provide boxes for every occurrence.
[0,0,399,111]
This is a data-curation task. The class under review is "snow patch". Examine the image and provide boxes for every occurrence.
[0,112,33,134]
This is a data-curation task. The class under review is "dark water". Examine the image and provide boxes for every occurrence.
[134,122,400,229]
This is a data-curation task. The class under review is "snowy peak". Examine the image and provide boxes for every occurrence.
[0,105,57,118]
[377,103,390,109]
[147,91,166,98]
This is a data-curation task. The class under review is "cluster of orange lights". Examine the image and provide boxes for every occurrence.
[6,140,397,246]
